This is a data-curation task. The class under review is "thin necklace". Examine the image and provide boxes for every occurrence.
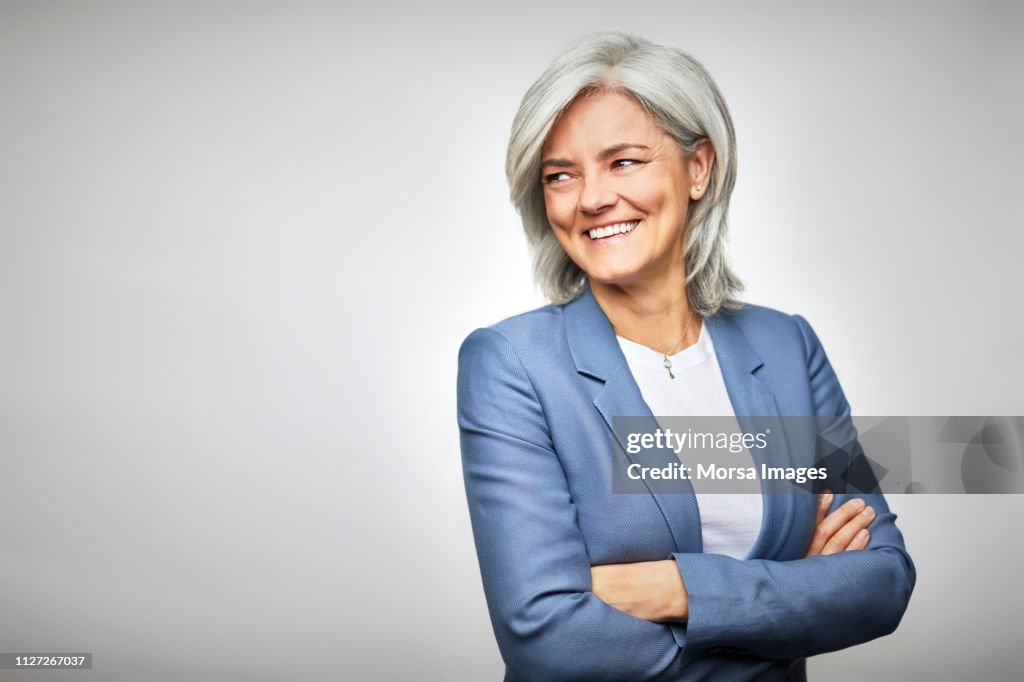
[660,313,694,380]
[616,312,695,380]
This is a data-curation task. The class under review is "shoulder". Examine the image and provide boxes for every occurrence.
[458,302,567,362]
[713,302,823,363]
[718,302,847,415]
[456,303,574,435]
[457,300,583,415]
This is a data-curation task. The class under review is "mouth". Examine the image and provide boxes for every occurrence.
[586,220,640,241]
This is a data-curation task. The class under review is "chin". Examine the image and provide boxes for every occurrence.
[584,266,645,287]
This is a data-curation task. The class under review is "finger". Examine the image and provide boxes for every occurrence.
[814,491,832,529]
[846,528,871,552]
[821,505,876,555]
[805,497,867,557]
[806,497,864,556]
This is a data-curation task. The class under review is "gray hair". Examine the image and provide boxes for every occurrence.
[506,32,743,316]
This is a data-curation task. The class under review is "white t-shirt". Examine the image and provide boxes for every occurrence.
[616,320,764,560]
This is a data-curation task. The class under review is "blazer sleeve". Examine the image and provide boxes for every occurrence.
[458,328,690,681]
[668,314,917,659]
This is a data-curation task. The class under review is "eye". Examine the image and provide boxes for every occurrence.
[543,171,573,185]
[613,158,642,169]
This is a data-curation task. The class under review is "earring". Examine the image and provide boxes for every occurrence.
[694,185,702,192]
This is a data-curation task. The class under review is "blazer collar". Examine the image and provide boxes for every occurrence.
[563,283,793,559]
[562,284,621,382]
[563,283,764,382]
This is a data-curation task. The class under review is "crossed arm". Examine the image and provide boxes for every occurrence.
[457,320,915,679]
[591,492,878,624]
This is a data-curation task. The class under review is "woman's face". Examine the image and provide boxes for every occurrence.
[541,89,708,291]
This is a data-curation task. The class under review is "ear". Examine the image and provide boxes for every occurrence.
[687,139,715,201]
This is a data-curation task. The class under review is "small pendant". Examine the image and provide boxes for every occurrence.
[663,356,675,379]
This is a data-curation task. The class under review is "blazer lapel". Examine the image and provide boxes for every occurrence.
[564,286,795,560]
[564,287,703,553]
[704,313,796,560]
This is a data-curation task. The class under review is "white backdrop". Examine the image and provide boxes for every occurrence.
[1,1,1022,680]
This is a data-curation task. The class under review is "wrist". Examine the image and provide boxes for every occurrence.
[657,559,688,622]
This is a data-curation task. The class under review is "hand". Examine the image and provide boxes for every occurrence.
[590,559,688,622]
[804,492,874,557]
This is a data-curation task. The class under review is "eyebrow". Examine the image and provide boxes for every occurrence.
[541,143,650,168]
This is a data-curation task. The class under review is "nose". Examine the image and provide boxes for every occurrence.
[578,176,617,215]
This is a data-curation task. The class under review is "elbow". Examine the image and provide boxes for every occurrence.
[883,548,916,636]
[794,547,916,658]
[861,547,917,641]
[493,593,600,682]
[489,591,680,681]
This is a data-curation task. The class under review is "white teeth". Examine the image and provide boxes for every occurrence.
[588,221,639,240]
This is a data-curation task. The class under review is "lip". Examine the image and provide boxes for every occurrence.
[583,219,641,243]
[582,218,643,234]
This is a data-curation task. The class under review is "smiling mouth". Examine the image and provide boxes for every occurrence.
[587,220,640,240]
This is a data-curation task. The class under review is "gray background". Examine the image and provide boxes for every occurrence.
[1,1,1022,680]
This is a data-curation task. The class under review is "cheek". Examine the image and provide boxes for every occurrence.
[624,178,670,210]
[543,192,576,231]
[625,180,687,228]
[615,177,660,212]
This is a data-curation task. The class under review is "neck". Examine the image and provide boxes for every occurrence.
[590,270,699,356]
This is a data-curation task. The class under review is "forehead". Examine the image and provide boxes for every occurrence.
[543,89,668,154]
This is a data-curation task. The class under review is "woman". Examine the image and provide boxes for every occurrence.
[457,32,914,681]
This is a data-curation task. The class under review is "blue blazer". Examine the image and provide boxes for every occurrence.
[457,285,915,681]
